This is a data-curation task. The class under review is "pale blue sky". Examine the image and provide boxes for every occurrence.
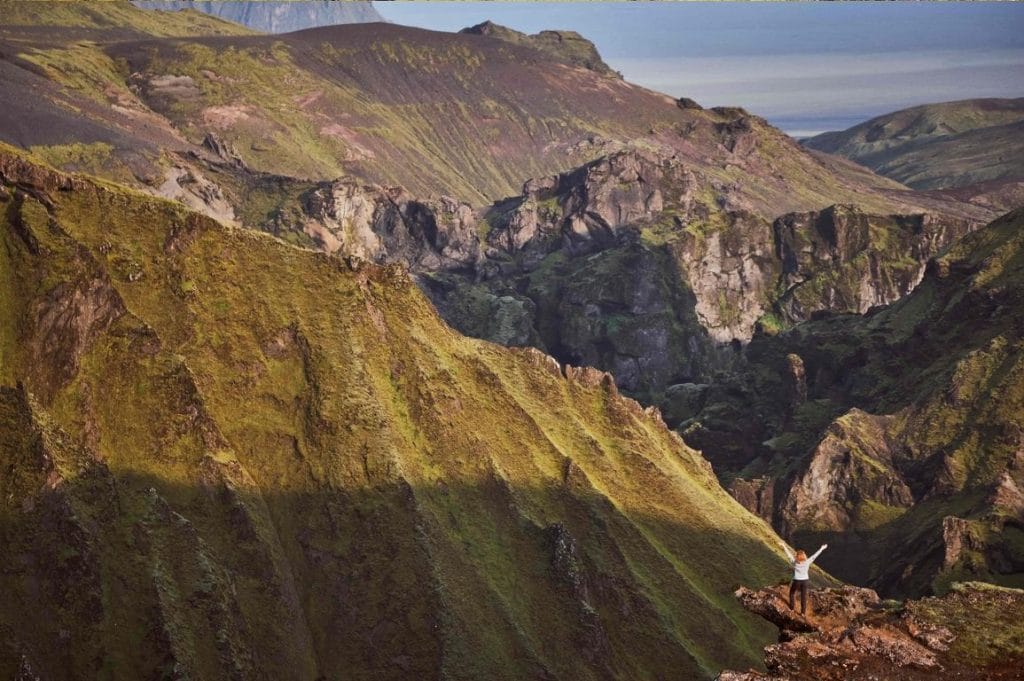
[374,2,1024,136]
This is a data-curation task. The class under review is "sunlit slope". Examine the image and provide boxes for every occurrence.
[0,147,790,680]
[1,4,989,222]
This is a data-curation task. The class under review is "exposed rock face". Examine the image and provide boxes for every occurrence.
[942,517,981,569]
[773,206,974,322]
[729,477,775,523]
[780,410,915,534]
[300,180,480,270]
[460,21,616,76]
[479,150,693,258]
[133,1,384,32]
[152,165,237,224]
[719,583,1024,680]
[682,207,1024,597]
[673,209,777,342]
[291,149,979,397]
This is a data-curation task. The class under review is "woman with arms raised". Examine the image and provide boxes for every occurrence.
[780,541,827,616]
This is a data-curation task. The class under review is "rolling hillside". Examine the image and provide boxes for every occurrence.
[804,98,1024,193]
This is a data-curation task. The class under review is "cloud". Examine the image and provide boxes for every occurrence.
[613,49,1024,120]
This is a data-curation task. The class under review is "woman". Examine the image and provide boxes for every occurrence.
[780,541,827,615]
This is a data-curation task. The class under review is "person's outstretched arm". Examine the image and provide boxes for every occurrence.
[807,544,828,564]
[779,541,796,562]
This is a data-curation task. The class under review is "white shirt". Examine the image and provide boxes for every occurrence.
[782,545,825,581]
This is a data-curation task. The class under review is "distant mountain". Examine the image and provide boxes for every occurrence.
[803,98,1024,192]
[133,0,383,33]
[1,5,995,217]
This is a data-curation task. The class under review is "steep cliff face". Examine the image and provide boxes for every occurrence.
[291,148,984,398]
[134,1,384,32]
[0,148,796,680]
[773,206,973,322]
[677,207,1024,597]
[298,180,482,271]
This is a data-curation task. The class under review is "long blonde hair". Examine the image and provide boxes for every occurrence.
[795,550,807,562]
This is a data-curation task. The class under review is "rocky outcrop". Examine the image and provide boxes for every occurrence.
[300,180,481,270]
[780,409,915,534]
[773,205,974,323]
[287,142,976,345]
[729,477,775,523]
[152,165,237,224]
[719,583,1024,680]
[460,21,616,76]
[479,149,696,258]
[672,209,777,343]
[309,148,978,396]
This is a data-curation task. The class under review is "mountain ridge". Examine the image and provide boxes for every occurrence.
[0,143,795,680]
[803,98,1024,197]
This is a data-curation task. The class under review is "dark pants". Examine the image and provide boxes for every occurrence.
[789,579,808,614]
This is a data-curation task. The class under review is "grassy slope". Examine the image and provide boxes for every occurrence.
[803,98,1024,190]
[0,147,791,679]
[0,0,257,37]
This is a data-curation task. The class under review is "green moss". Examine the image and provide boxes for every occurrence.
[29,142,114,174]
[19,42,129,106]
[852,499,906,531]
[0,146,788,679]
[756,311,785,335]
[909,583,1024,666]
[0,1,255,36]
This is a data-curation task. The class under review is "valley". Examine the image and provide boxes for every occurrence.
[0,2,1022,679]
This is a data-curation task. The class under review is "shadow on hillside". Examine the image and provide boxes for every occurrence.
[0,460,820,681]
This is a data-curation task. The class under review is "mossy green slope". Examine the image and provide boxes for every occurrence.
[0,147,790,679]
[0,0,256,38]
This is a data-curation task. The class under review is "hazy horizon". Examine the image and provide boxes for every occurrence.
[374,1,1024,137]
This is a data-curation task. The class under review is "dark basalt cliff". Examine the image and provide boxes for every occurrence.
[285,148,978,398]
